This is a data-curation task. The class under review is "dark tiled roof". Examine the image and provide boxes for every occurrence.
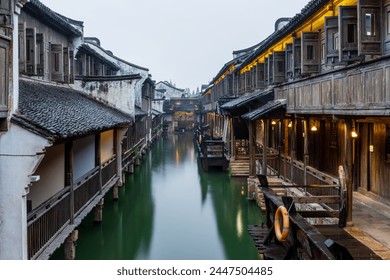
[84,39,149,72]
[13,79,131,140]
[75,74,142,82]
[216,96,235,115]
[242,99,287,121]
[25,0,83,37]
[78,44,121,71]
[152,109,163,116]
[156,81,185,92]
[221,90,274,110]
[135,106,148,118]
[235,0,330,73]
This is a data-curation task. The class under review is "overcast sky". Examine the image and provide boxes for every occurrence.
[40,0,309,92]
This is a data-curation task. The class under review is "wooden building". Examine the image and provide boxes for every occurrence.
[0,0,158,259]
[202,0,390,228]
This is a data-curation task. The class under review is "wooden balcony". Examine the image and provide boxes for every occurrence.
[275,55,390,116]
[27,155,118,259]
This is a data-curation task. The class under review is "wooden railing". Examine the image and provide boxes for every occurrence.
[152,124,163,141]
[27,187,71,259]
[102,156,117,188]
[267,151,339,186]
[122,139,144,170]
[235,139,249,157]
[258,171,345,227]
[201,140,226,158]
[27,155,118,259]
[74,167,100,215]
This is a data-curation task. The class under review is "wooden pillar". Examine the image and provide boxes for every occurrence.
[64,230,78,260]
[115,129,123,187]
[113,184,119,201]
[128,163,134,174]
[303,118,309,185]
[96,134,103,194]
[231,118,235,159]
[94,198,104,223]
[344,120,353,223]
[65,142,74,224]
[262,119,269,175]
[290,118,297,183]
[249,120,256,177]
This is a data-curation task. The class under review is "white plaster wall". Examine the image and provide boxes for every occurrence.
[152,100,164,114]
[82,43,149,107]
[72,79,136,118]
[155,82,184,99]
[28,144,65,209]
[0,124,51,259]
[73,135,95,182]
[100,130,114,163]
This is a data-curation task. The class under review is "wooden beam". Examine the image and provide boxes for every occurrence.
[266,184,340,189]
[290,196,340,204]
[298,210,339,218]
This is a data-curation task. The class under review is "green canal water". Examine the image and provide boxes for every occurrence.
[51,134,265,260]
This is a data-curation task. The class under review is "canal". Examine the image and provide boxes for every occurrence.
[51,134,264,260]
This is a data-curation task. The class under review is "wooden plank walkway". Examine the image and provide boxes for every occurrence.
[247,224,382,260]
[316,225,382,260]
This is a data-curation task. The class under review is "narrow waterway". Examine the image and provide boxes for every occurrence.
[51,134,264,260]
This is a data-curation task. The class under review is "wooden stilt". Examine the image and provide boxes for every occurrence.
[113,184,119,201]
[94,198,104,223]
[64,230,78,260]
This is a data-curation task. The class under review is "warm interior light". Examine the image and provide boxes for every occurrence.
[311,124,318,132]
[288,121,292,128]
[351,130,358,138]
[271,120,277,125]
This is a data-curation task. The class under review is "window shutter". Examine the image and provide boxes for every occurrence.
[36,33,44,77]
[325,16,342,65]
[26,28,36,75]
[256,63,265,90]
[273,51,285,84]
[268,54,274,85]
[358,0,382,55]
[338,6,361,62]
[293,37,301,77]
[0,0,10,11]
[63,47,69,83]
[51,44,64,82]
[285,43,293,79]
[264,56,269,85]
[384,0,390,55]
[44,41,50,80]
[69,50,74,84]
[18,22,26,73]
[0,38,9,116]
[301,32,320,75]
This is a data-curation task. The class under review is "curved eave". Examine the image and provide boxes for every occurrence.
[25,0,83,37]
[235,0,331,73]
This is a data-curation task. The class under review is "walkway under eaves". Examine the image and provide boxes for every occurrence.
[345,192,390,260]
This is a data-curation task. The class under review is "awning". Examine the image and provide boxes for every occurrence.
[135,106,148,119]
[216,96,235,115]
[241,99,287,121]
[220,90,274,111]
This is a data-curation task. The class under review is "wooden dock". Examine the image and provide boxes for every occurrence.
[248,173,382,260]
[248,224,381,260]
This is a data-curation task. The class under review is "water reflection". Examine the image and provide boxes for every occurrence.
[51,134,264,260]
